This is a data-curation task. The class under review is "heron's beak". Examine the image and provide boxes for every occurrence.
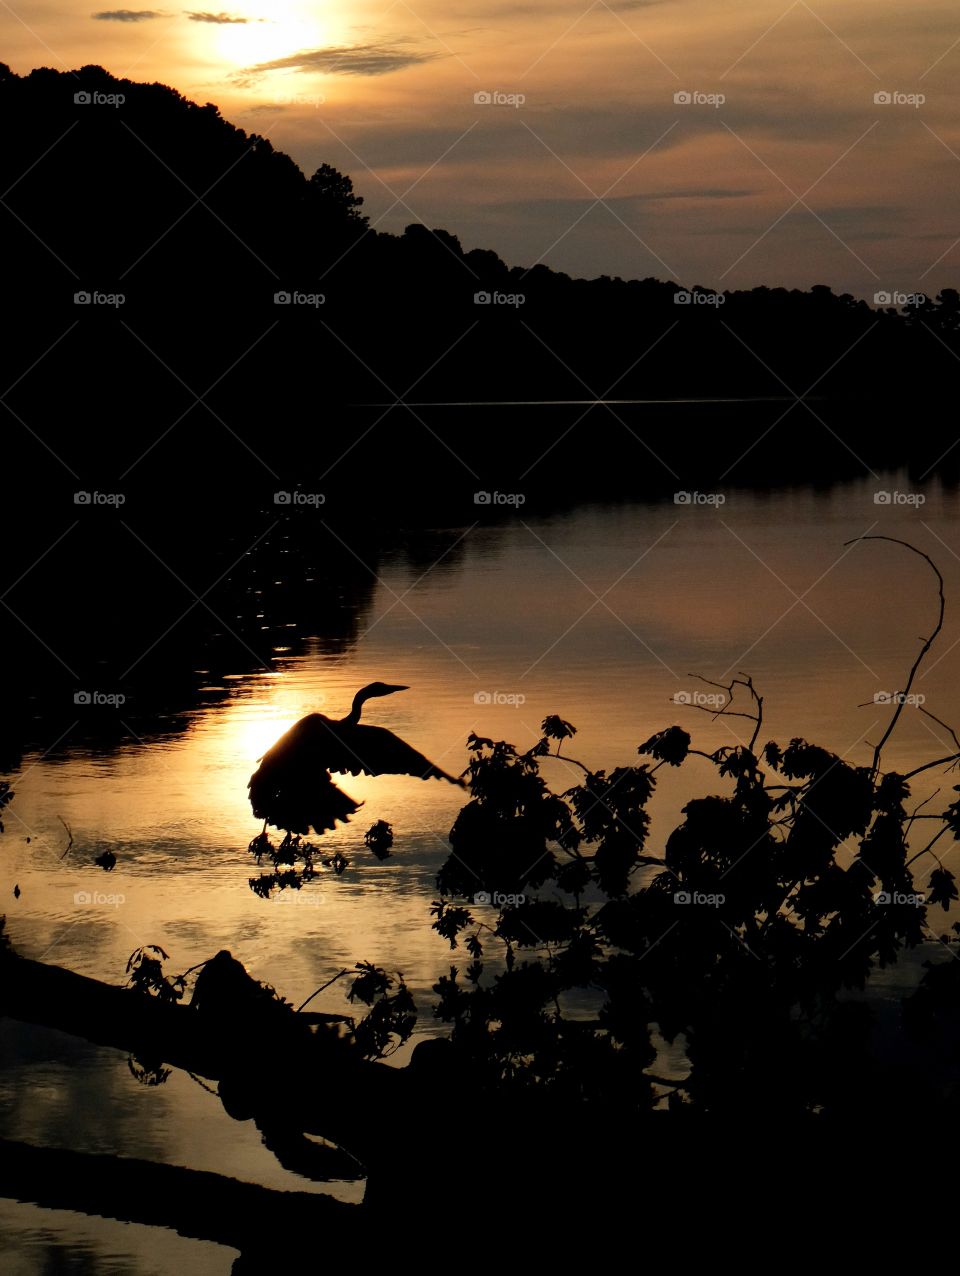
[384,684,409,695]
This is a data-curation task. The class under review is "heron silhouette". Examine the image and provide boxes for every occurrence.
[248,683,463,835]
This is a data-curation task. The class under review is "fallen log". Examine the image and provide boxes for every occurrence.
[0,1137,356,1266]
[0,949,406,1163]
[1,950,226,1076]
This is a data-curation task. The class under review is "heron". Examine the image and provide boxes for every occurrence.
[248,682,463,835]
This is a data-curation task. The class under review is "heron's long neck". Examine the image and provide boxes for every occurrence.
[344,692,367,726]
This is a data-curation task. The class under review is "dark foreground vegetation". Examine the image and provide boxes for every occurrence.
[3,539,960,1266]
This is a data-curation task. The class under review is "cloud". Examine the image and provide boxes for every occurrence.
[456,0,671,14]
[238,102,291,115]
[186,9,252,21]
[485,191,757,219]
[244,42,439,77]
[93,6,256,20]
[654,189,755,201]
[92,8,167,19]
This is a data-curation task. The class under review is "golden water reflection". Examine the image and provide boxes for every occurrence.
[8,479,960,1011]
[3,477,960,1231]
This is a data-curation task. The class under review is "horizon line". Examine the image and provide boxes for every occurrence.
[350,396,818,407]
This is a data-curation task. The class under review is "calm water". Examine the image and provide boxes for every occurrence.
[3,473,960,1269]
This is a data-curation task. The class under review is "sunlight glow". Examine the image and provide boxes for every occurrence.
[231,709,295,766]
[204,3,328,69]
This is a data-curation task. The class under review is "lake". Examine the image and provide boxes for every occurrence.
[3,471,960,1270]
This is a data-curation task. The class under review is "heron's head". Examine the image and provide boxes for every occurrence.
[357,681,409,702]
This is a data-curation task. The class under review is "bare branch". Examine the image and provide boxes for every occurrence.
[57,817,74,860]
[296,968,349,1014]
[681,671,764,752]
[906,788,941,836]
[919,705,960,754]
[905,823,950,871]
[844,536,945,777]
[901,752,960,781]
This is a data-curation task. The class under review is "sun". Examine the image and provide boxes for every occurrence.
[206,3,327,69]
[230,708,294,767]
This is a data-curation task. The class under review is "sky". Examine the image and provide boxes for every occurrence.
[3,0,960,297]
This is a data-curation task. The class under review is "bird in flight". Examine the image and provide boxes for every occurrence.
[248,682,463,835]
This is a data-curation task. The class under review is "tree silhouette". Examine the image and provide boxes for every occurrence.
[307,162,367,223]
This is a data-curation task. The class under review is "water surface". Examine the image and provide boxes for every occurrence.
[3,473,960,1266]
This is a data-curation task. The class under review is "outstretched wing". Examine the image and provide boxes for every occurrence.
[295,715,463,784]
[248,715,363,834]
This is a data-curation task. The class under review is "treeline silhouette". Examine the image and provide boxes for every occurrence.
[3,59,960,522]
